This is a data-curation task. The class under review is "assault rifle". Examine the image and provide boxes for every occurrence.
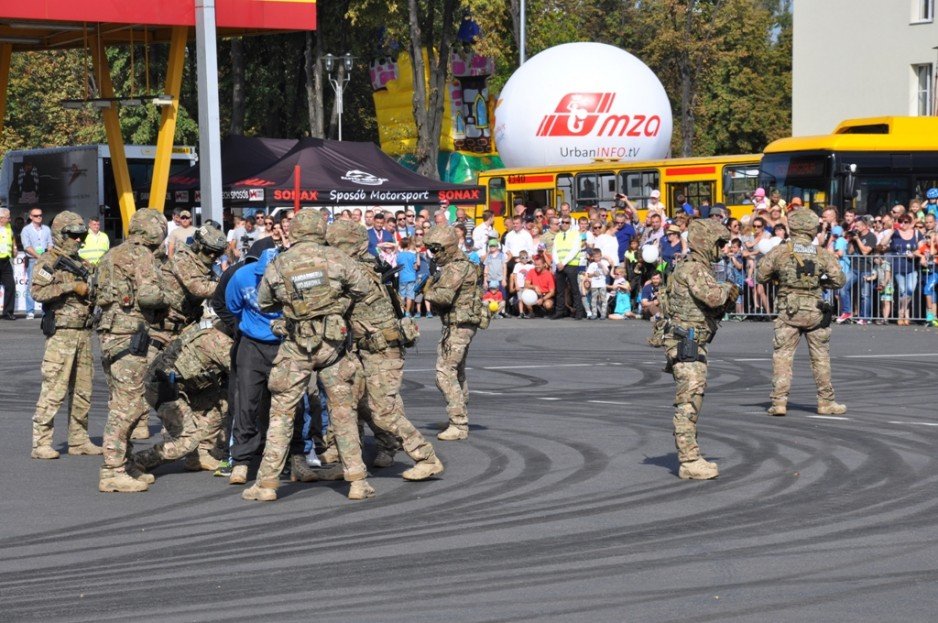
[54,255,91,282]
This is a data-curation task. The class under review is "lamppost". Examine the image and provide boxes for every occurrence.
[323,52,354,141]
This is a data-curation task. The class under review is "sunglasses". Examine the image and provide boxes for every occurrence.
[180,216,191,220]
[30,214,42,218]
[561,220,571,224]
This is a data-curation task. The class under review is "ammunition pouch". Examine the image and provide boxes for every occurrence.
[399,317,420,347]
[129,325,152,357]
[323,315,347,342]
[153,369,180,407]
[818,300,833,329]
[41,309,57,337]
[358,325,409,353]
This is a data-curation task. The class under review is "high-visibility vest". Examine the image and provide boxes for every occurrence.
[79,230,110,265]
[0,225,13,259]
[553,230,580,266]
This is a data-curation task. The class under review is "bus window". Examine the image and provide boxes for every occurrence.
[576,171,614,209]
[618,170,659,208]
[667,181,714,216]
[723,164,760,206]
[557,174,574,209]
[488,177,506,216]
[854,176,912,216]
[512,189,551,212]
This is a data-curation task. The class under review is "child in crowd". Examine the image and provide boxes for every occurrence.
[414,232,433,318]
[377,240,398,268]
[724,238,746,318]
[608,265,636,320]
[510,250,533,315]
[915,231,938,326]
[623,238,643,312]
[584,248,610,319]
[482,280,506,318]
[396,237,419,317]
[867,255,893,324]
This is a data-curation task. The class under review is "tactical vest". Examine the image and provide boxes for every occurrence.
[162,250,209,327]
[666,259,709,327]
[173,326,228,391]
[777,242,822,296]
[278,249,339,321]
[441,260,487,327]
[350,263,397,338]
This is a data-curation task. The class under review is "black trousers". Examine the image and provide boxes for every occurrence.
[230,336,305,465]
[0,258,14,315]
[554,265,586,318]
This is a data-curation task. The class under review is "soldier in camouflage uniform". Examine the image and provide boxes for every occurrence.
[131,322,232,476]
[139,223,228,470]
[326,220,444,480]
[30,211,101,459]
[423,225,488,441]
[660,219,737,480]
[757,208,846,417]
[242,209,373,502]
[95,208,169,493]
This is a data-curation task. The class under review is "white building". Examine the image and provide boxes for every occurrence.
[793,0,938,135]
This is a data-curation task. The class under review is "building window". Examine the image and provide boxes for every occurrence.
[914,64,934,115]
[912,0,934,22]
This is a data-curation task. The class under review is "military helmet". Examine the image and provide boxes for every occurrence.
[51,211,88,254]
[325,219,369,258]
[291,209,327,243]
[686,218,729,263]
[192,222,227,256]
[129,208,168,248]
[787,208,819,240]
[424,225,461,265]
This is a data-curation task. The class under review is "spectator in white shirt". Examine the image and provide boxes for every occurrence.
[503,216,535,262]
[591,221,619,267]
[473,209,497,252]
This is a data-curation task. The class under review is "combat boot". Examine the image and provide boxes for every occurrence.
[126,461,156,485]
[348,479,376,500]
[229,465,248,485]
[437,425,468,441]
[402,454,444,481]
[130,426,150,440]
[678,458,719,480]
[767,403,787,417]
[289,454,319,482]
[372,449,396,468]
[318,446,339,464]
[31,445,60,460]
[184,449,221,472]
[242,483,277,502]
[99,467,149,493]
[68,441,103,456]
[817,401,847,415]
[314,464,345,481]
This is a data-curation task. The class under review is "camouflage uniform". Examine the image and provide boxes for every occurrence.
[242,209,372,502]
[325,220,444,480]
[423,225,488,441]
[139,224,227,467]
[29,211,100,459]
[95,209,169,493]
[757,209,846,416]
[660,219,736,480]
[132,323,232,472]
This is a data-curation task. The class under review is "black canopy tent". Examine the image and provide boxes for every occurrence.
[165,136,298,205]
[226,138,485,206]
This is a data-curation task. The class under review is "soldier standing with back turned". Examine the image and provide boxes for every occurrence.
[30,211,101,459]
[658,219,737,480]
[757,208,846,417]
[423,225,488,441]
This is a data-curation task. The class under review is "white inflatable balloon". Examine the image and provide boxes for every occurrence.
[756,238,774,255]
[495,43,673,168]
[520,289,539,306]
[642,244,659,263]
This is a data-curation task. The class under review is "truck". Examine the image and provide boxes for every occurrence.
[1,144,198,241]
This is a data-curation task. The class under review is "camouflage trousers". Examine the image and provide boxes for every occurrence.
[134,385,228,470]
[99,333,158,471]
[771,319,835,405]
[256,337,365,488]
[668,342,709,463]
[321,348,432,462]
[436,325,477,431]
[32,329,94,449]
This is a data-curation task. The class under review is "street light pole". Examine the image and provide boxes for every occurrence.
[323,53,354,141]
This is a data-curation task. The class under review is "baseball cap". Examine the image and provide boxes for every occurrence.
[650,190,661,199]
[831,225,844,236]
[179,209,192,218]
[487,239,499,247]
[487,280,500,288]
[754,187,766,198]
[709,203,728,218]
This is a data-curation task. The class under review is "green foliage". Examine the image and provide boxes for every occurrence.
[1,1,791,162]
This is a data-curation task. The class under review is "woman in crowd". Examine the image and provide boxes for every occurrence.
[881,214,924,325]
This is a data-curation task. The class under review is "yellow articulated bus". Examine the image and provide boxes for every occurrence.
[474,154,761,228]
[759,116,938,216]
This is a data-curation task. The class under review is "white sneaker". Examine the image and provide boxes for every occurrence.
[26,312,34,320]
[306,451,322,467]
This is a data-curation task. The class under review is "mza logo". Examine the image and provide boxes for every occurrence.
[341,170,388,186]
[535,93,662,138]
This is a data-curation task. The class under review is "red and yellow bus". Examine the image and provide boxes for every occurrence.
[474,154,761,228]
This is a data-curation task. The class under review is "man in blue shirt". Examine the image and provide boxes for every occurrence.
[20,207,53,319]
[367,212,396,256]
[613,211,637,263]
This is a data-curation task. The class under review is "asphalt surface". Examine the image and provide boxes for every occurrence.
[1,316,937,622]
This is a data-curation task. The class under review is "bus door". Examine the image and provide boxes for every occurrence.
[508,189,552,214]
[666,180,714,217]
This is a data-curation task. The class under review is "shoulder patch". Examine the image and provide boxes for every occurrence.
[793,243,816,255]
[35,266,54,282]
